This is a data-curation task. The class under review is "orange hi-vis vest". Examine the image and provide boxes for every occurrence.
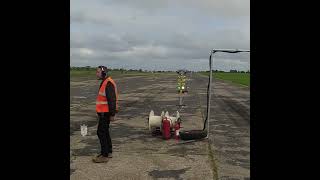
[96,77,119,113]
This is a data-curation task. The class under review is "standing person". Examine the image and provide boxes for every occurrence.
[92,66,119,163]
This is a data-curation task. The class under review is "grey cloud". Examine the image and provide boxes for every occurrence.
[70,29,250,69]
[71,0,250,71]
[99,0,249,17]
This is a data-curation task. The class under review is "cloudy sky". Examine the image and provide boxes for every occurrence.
[70,0,250,71]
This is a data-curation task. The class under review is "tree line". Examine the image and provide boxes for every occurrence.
[70,66,249,73]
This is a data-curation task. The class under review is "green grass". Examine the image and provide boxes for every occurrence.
[70,70,249,86]
[70,70,96,77]
[199,72,250,87]
[70,70,147,77]
[70,70,176,79]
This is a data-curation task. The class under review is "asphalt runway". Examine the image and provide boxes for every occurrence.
[70,73,250,180]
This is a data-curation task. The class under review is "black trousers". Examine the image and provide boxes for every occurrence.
[97,113,112,156]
